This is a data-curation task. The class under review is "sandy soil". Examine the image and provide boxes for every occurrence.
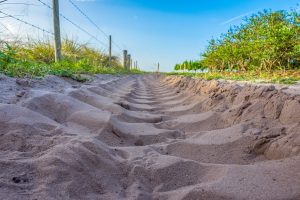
[0,74,299,200]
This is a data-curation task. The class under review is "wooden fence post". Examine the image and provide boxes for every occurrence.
[52,0,62,61]
[122,50,127,68]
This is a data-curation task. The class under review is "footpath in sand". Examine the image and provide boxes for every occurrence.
[0,74,299,200]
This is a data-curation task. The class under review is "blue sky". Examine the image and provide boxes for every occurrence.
[1,0,299,71]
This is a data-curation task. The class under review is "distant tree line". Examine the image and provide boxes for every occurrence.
[174,60,207,72]
[175,9,300,72]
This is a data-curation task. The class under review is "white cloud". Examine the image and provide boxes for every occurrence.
[221,11,255,25]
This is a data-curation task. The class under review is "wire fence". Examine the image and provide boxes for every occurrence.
[0,10,53,35]
[0,0,130,63]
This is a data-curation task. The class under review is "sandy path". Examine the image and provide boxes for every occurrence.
[0,74,299,200]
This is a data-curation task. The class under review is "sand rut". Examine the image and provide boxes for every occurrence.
[0,74,299,200]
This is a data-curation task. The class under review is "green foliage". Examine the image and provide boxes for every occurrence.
[173,9,299,85]
[167,70,300,85]
[201,9,300,71]
[1,62,50,78]
[0,38,141,80]
[0,43,17,66]
[174,60,207,72]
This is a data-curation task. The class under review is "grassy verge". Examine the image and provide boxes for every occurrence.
[166,70,300,85]
[0,38,144,82]
[1,60,144,82]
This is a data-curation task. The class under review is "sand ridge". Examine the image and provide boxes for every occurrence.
[0,74,299,200]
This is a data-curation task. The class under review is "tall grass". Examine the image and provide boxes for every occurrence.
[0,37,142,80]
[166,70,300,85]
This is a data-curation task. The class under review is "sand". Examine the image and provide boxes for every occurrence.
[0,74,299,200]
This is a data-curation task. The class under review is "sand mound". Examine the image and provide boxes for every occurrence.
[0,74,299,200]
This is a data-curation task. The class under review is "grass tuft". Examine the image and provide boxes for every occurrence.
[0,38,144,81]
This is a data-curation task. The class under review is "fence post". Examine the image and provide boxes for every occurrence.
[157,62,160,73]
[122,50,127,68]
[52,0,62,61]
[127,54,131,70]
[109,35,112,63]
